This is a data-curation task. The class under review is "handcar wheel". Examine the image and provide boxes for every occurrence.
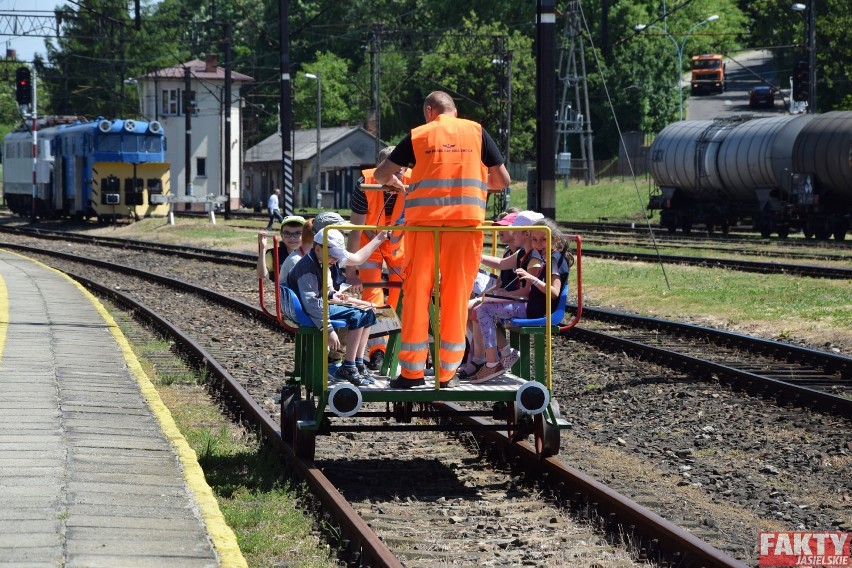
[507,401,534,443]
[533,398,561,458]
[280,386,301,445]
[292,399,317,461]
[392,401,413,423]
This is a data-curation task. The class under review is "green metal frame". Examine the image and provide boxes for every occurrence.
[284,223,572,430]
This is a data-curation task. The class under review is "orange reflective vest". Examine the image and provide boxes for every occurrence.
[406,114,489,227]
[360,167,406,264]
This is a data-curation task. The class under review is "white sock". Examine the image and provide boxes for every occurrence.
[485,361,499,368]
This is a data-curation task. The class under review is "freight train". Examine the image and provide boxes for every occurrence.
[2,117,171,221]
[647,111,852,240]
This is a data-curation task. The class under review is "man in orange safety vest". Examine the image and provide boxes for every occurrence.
[374,91,511,388]
[345,146,408,371]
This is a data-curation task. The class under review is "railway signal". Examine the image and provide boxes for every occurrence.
[15,67,32,105]
[792,58,810,102]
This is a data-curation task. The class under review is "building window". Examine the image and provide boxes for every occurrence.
[196,157,206,177]
[161,89,197,116]
[162,89,179,115]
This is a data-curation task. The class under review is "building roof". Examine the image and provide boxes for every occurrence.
[138,57,253,83]
[245,125,383,164]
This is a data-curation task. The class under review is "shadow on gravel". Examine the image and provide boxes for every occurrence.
[320,457,487,501]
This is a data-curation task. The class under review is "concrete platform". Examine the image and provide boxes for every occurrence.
[0,250,246,568]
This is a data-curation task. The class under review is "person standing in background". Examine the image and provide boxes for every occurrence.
[266,188,283,229]
[346,145,408,371]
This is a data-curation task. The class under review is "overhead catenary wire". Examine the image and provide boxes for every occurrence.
[574,1,671,290]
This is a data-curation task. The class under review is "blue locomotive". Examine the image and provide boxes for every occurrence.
[2,117,172,220]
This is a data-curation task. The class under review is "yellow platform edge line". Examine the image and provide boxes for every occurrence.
[5,252,248,568]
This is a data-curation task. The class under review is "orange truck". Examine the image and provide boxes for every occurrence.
[690,54,726,94]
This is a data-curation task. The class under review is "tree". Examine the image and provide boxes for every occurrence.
[294,52,361,129]
[412,15,535,161]
[43,0,188,118]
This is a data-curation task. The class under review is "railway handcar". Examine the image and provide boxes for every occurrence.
[2,117,171,221]
[259,224,583,461]
[647,112,852,239]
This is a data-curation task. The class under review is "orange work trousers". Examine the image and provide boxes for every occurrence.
[398,229,483,382]
[361,264,403,357]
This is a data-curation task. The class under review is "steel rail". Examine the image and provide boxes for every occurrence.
[580,306,852,379]
[65,271,403,568]
[7,242,769,566]
[436,402,748,568]
[582,249,852,279]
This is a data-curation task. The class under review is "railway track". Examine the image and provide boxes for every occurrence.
[575,307,851,416]
[1,236,849,565]
[0,241,743,567]
[2,220,850,279]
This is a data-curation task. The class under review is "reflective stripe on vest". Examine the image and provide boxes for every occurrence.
[360,167,407,262]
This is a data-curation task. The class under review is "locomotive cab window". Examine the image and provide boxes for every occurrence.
[97,135,121,153]
[125,177,144,206]
[139,136,162,154]
[102,175,121,193]
[121,136,138,153]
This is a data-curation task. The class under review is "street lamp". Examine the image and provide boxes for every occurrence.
[304,72,322,206]
[635,14,719,121]
[791,1,816,112]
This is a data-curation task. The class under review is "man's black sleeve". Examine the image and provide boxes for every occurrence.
[387,135,415,168]
[481,128,504,167]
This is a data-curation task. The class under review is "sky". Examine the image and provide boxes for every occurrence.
[2,0,69,63]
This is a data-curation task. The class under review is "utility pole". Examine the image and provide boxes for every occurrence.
[21,67,38,222]
[279,0,294,215]
[184,65,193,202]
[536,0,556,219]
[807,0,816,112]
[369,24,382,161]
[223,23,232,219]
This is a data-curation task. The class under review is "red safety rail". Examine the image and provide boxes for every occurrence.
[257,234,297,333]
[559,234,583,333]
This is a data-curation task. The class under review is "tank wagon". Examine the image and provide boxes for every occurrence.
[648,111,852,240]
[3,117,171,221]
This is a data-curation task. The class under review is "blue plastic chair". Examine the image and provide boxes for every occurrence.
[281,286,345,388]
[506,283,570,380]
[509,282,570,327]
[281,286,345,329]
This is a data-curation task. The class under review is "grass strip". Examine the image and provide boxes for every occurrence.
[112,309,336,568]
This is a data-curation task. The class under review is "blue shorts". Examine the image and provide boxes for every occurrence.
[328,304,377,330]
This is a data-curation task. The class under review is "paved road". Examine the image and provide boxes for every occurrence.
[685,50,800,120]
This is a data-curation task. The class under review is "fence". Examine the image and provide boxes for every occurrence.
[509,156,651,185]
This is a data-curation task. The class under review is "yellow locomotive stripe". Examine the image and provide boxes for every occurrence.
[5,251,247,568]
